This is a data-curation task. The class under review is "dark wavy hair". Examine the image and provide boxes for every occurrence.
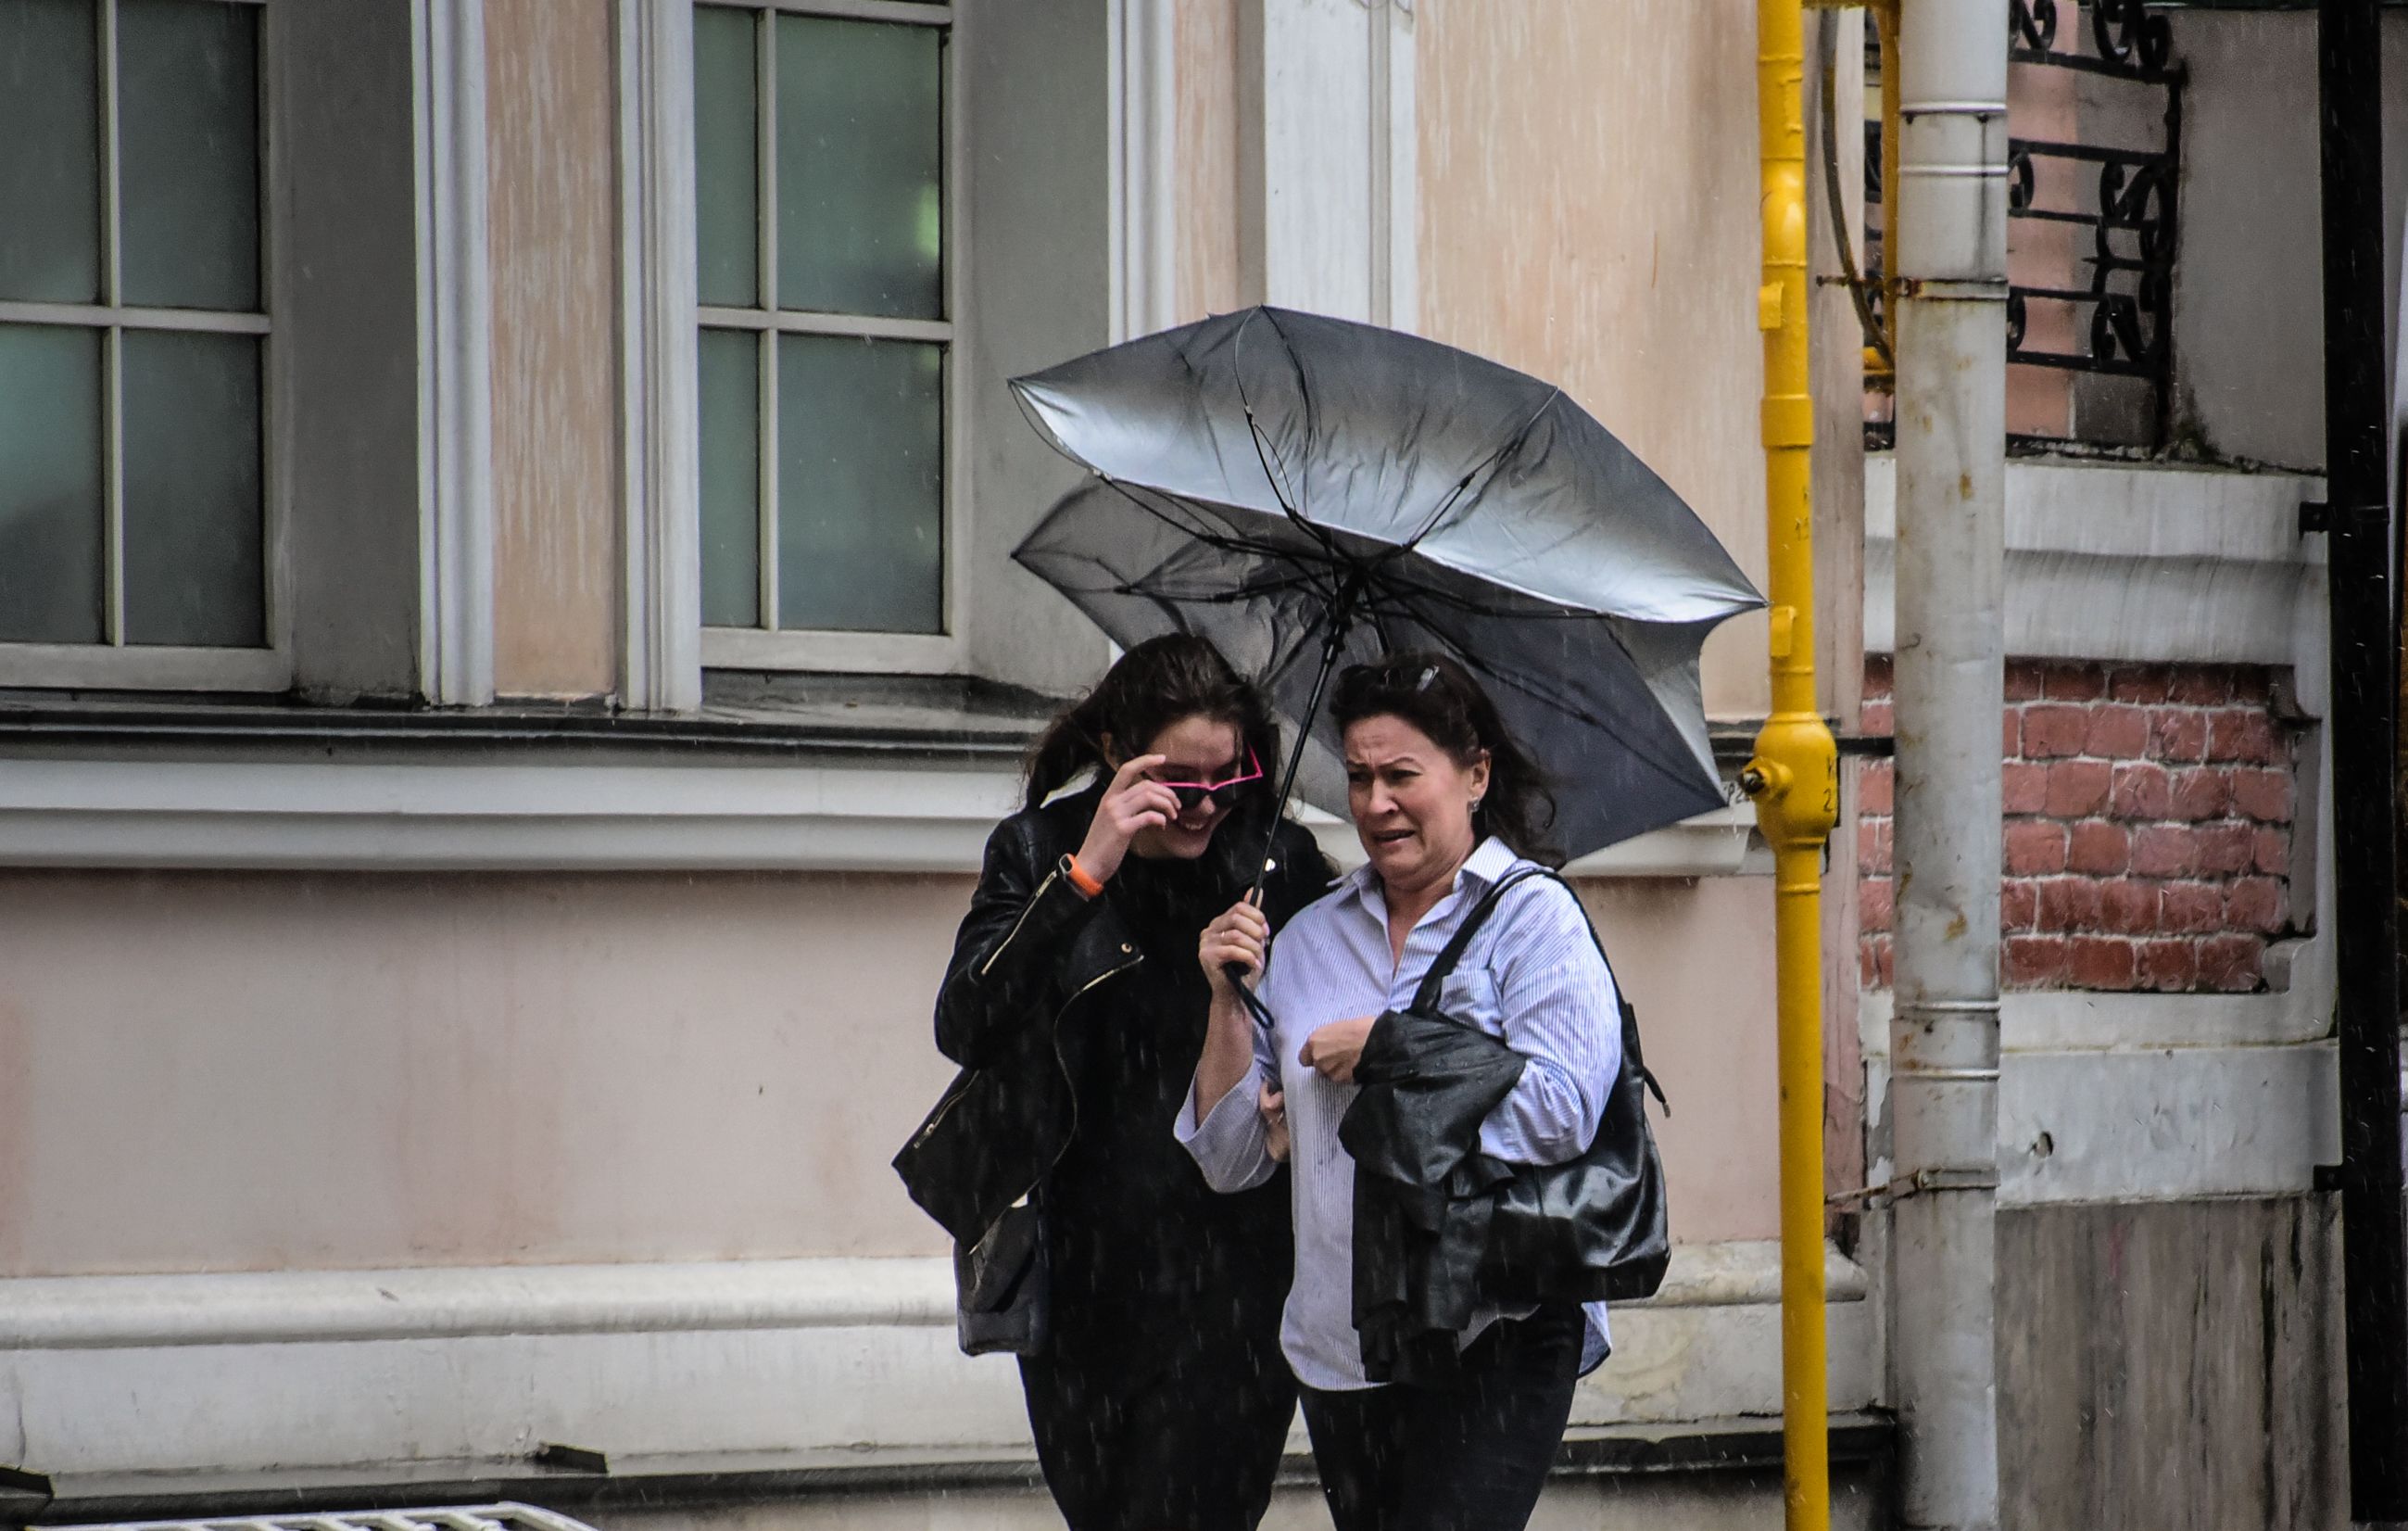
[1329,651,1562,867]
[1023,634,1280,822]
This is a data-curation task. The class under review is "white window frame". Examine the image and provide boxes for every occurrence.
[0,0,286,693]
[690,0,968,676]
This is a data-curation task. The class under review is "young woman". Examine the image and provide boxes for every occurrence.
[932,634,1332,1531]
[1181,652,1623,1531]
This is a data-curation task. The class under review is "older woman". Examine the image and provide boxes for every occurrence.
[1179,652,1623,1531]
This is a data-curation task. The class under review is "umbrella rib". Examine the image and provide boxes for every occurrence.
[1100,478,1341,573]
[1229,310,1338,560]
[1370,580,1716,800]
[1084,476,1356,615]
[1252,309,1322,523]
[1391,386,1566,557]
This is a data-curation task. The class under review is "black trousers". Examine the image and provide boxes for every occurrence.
[1297,1305,1583,1531]
[1018,1304,1295,1531]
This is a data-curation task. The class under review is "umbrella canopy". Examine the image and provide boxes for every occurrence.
[1010,306,1764,862]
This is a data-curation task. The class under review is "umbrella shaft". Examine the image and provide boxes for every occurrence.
[1249,601,1355,903]
[1223,602,1357,1024]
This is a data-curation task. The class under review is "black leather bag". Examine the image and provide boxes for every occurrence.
[897,1066,1057,1359]
[953,1196,1050,1357]
[1428,867,1672,1306]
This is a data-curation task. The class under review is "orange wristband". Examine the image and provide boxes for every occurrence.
[1064,854,1106,899]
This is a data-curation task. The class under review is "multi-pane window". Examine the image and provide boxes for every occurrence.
[0,0,267,654]
[693,0,951,651]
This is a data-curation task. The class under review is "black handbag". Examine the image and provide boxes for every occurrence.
[953,1195,1050,1357]
[897,1065,1056,1359]
[1428,867,1672,1305]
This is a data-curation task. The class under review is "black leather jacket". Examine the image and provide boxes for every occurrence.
[896,790,1330,1255]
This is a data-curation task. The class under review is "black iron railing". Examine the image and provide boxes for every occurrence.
[2004,0,2185,412]
[1859,1,2187,445]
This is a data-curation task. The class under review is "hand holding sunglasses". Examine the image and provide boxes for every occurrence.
[1069,750,1265,892]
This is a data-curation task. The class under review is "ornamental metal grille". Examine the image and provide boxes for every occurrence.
[2005,0,2184,401]
[1860,0,2186,448]
[42,1506,603,1531]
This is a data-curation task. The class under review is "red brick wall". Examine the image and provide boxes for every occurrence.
[1858,657,2301,993]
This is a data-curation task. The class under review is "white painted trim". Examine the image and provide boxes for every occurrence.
[2003,1043,2334,1204]
[1858,982,2330,1057]
[619,0,703,713]
[1106,0,1178,342]
[769,0,951,22]
[700,624,958,674]
[1864,453,2325,666]
[0,1259,954,1351]
[0,300,272,335]
[0,760,1760,877]
[414,0,497,708]
[0,1241,1873,1477]
[695,306,952,342]
[1242,0,1418,328]
[0,1242,1860,1355]
[0,644,289,693]
[0,759,1022,873]
[1859,990,2344,1204]
[1382,0,1417,333]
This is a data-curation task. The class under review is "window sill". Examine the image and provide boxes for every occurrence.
[0,643,291,693]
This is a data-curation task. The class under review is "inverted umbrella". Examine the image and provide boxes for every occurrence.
[1010,305,1763,869]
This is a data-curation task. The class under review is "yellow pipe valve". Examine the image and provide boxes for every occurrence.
[1742,712,1840,854]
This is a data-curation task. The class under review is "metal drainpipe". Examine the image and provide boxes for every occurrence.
[1888,0,2007,1526]
[1743,3,1840,1529]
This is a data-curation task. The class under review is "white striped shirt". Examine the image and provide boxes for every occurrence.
[1176,836,1620,1391]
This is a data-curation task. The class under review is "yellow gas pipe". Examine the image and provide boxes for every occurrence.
[1747,3,1841,1531]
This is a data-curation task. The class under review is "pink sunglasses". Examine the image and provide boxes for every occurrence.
[1152,750,1266,813]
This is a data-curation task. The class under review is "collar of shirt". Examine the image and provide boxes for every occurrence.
[1342,834,1522,927]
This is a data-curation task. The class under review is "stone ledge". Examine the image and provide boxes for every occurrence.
[0,761,1762,879]
[0,1244,1863,1353]
[0,1246,1877,1481]
[1864,454,2324,673]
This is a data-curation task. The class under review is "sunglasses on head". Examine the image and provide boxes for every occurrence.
[1152,750,1266,813]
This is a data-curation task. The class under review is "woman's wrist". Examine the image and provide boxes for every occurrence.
[1072,828,1125,885]
[1063,853,1106,899]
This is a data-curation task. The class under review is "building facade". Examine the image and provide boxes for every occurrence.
[0,1,2389,1527]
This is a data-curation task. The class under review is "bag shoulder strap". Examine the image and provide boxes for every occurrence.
[1408,866,1555,1012]
[1413,866,1670,1116]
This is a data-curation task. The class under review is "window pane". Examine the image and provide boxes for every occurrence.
[694,6,758,309]
[121,328,263,647]
[0,323,104,643]
[776,335,941,634]
[699,327,760,628]
[118,0,260,311]
[0,0,101,303]
[775,16,942,320]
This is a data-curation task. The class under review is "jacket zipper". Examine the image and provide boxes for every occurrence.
[1001,949,1141,1210]
[977,869,1064,981]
